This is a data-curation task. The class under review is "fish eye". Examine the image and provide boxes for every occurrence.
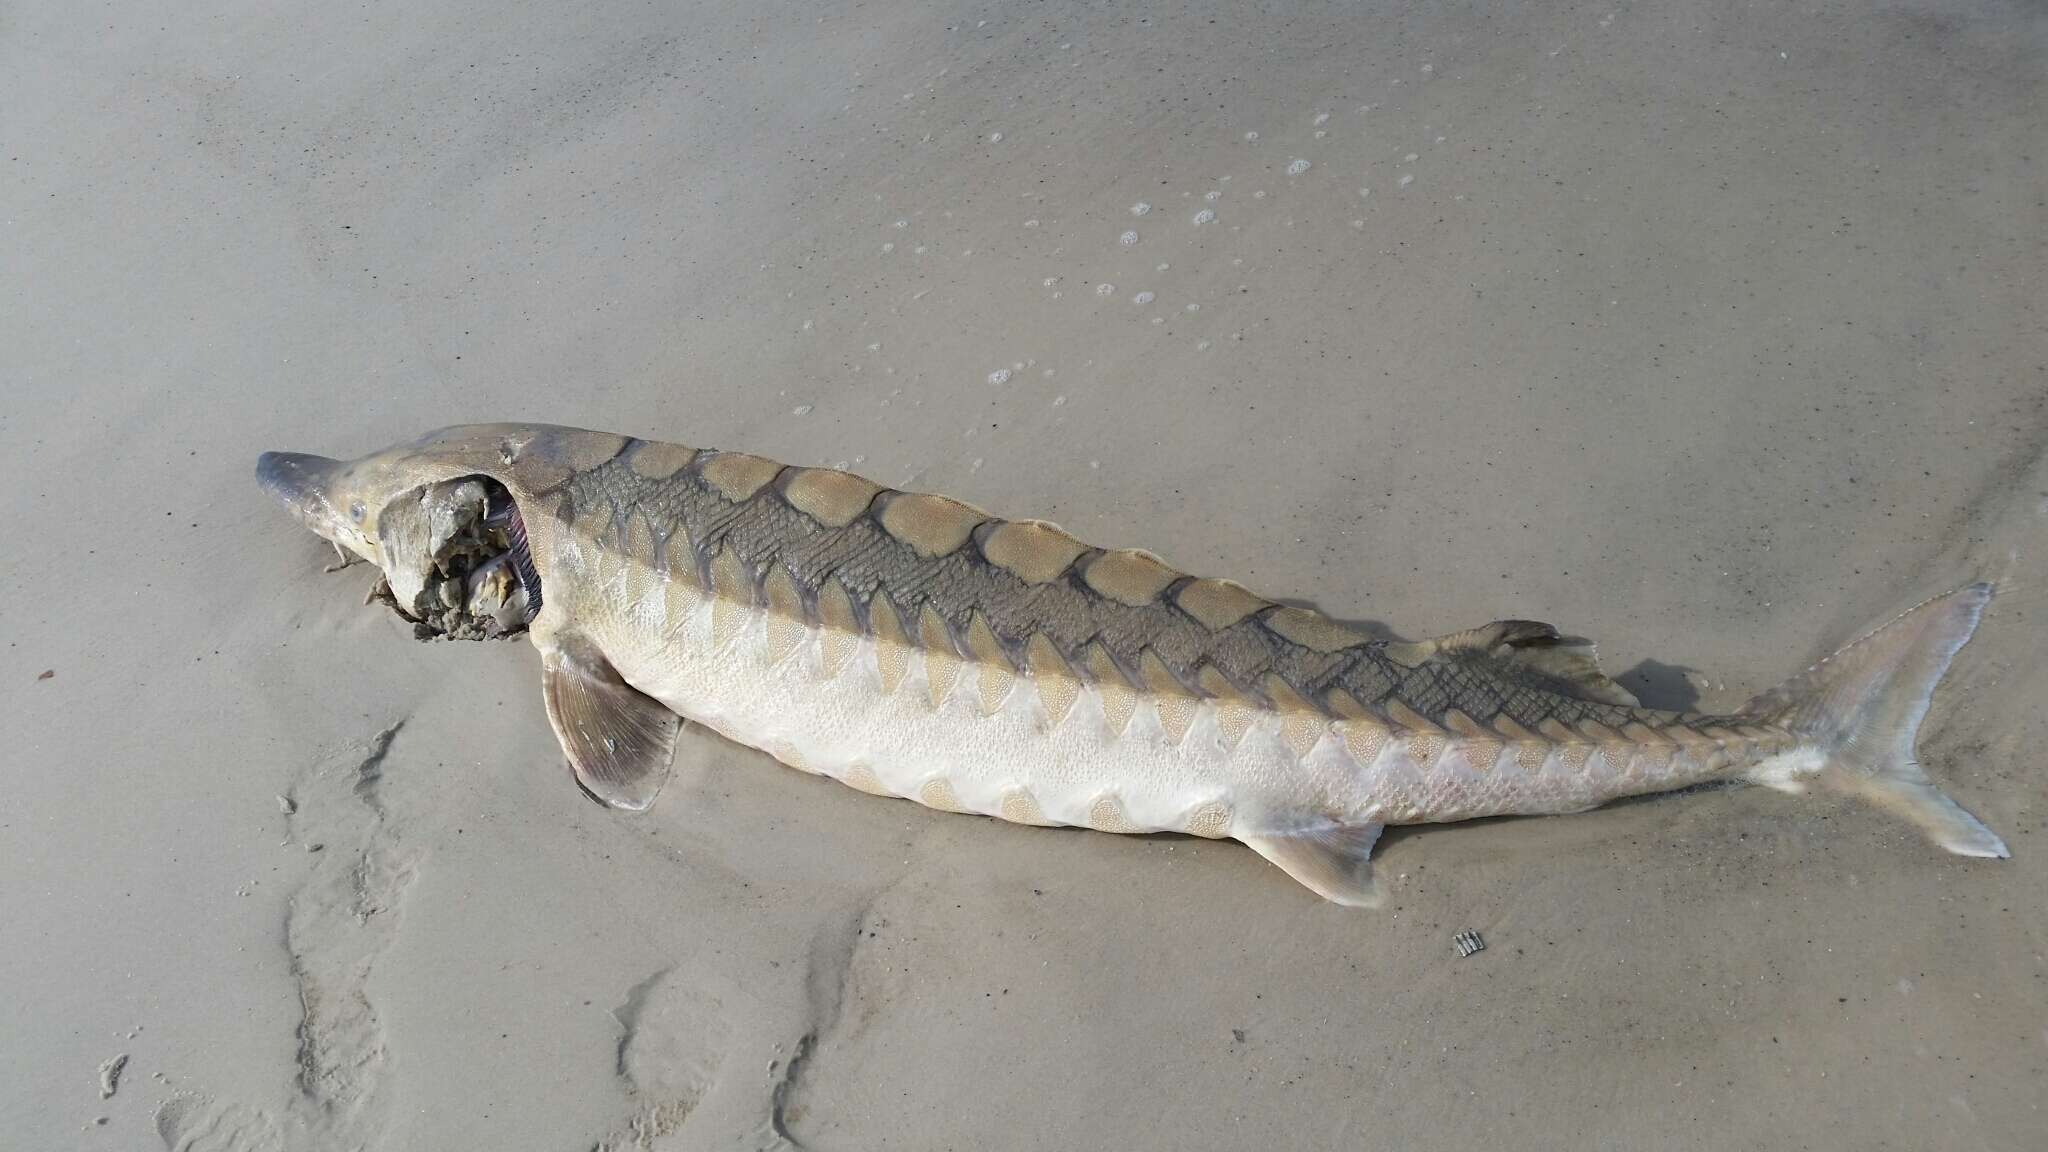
[350,501,366,522]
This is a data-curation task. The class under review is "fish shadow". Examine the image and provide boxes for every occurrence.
[1615,658,1704,712]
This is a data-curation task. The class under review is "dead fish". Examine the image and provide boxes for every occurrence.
[255,424,2007,906]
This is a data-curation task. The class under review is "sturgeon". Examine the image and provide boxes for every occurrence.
[256,424,2008,905]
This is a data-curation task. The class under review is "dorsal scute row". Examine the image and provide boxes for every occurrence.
[557,445,1392,720]
[559,445,1706,743]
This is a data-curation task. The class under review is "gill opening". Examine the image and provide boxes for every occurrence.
[484,484,543,623]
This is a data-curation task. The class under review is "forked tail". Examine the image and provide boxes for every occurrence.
[1741,582,2007,858]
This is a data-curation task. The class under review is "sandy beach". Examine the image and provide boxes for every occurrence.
[4,1,2043,1147]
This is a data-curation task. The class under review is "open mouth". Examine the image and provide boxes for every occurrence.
[378,478,543,641]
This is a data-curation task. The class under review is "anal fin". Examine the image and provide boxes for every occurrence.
[1241,821,1385,907]
[540,634,680,811]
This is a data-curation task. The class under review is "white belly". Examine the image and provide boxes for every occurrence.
[598,589,1362,839]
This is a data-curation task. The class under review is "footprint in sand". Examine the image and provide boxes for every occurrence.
[157,724,418,1152]
[154,1095,285,1151]
[591,969,733,1150]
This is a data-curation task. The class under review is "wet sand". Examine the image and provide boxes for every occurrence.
[3,1,2043,1147]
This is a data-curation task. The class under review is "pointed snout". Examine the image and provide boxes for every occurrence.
[255,450,363,551]
[256,451,344,511]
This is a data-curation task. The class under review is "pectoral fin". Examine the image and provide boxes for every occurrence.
[540,636,679,811]
[1241,821,1385,907]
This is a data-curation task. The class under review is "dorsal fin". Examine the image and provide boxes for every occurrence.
[1382,619,1554,666]
[1502,633,1641,707]
[1386,619,1640,707]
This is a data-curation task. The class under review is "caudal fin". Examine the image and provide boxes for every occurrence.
[1742,583,2007,858]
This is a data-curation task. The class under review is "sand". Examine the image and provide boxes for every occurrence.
[4,0,2043,1147]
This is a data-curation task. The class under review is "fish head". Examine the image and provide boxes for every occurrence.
[260,425,682,811]
[256,426,576,638]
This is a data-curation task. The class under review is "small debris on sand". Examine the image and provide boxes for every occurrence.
[277,794,297,815]
[38,669,54,681]
[98,1053,128,1099]
[1454,930,1486,958]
